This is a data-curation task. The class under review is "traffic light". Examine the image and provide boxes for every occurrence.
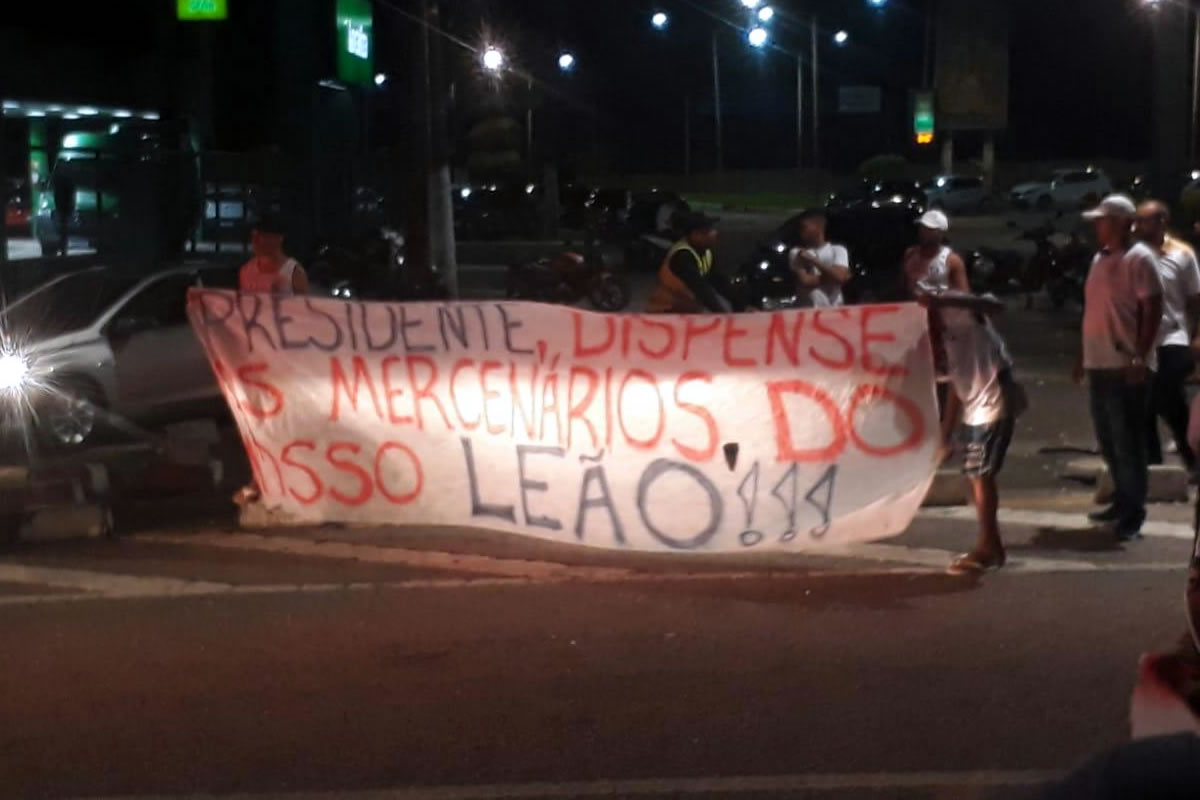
[913,91,934,146]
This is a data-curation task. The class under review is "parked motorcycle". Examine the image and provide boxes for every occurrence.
[308,226,447,301]
[506,245,631,311]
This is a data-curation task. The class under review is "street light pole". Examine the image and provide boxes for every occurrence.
[811,16,820,167]
[712,30,723,172]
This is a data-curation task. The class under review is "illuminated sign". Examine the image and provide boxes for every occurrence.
[177,0,228,21]
[914,91,935,146]
[336,0,375,86]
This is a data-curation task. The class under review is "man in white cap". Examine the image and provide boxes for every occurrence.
[1074,194,1164,541]
[903,209,970,297]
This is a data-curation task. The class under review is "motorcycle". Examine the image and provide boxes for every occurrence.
[308,226,447,301]
[506,244,631,311]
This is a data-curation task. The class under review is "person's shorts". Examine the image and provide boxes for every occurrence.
[960,416,1014,478]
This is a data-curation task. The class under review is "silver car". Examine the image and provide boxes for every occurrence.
[1,264,235,447]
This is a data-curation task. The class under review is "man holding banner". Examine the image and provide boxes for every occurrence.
[921,285,1019,575]
[233,213,309,507]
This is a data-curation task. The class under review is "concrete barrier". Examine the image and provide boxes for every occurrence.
[20,504,113,542]
[1066,457,1190,504]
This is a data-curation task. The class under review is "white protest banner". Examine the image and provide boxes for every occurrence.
[187,291,939,553]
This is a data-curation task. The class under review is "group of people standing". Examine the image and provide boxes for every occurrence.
[648,206,1018,574]
[648,192,1200,573]
[1077,194,1200,541]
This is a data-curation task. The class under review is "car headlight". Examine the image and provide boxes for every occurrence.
[0,351,30,392]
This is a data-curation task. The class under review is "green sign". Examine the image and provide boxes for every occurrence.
[336,0,374,86]
[177,0,228,21]
[913,91,935,145]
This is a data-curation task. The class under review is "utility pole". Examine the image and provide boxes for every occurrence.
[401,0,432,292]
[712,30,723,172]
[684,94,692,176]
[427,0,457,297]
[811,16,820,168]
[1151,1,1190,204]
[1192,6,1200,164]
[796,54,803,169]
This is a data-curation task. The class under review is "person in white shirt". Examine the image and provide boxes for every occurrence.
[919,285,1016,574]
[788,210,850,307]
[1074,194,1164,541]
[1135,200,1200,474]
[902,209,970,297]
[239,214,309,296]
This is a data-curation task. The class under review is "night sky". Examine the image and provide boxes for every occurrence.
[0,0,1165,173]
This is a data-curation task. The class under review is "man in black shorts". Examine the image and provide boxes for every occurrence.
[919,285,1018,574]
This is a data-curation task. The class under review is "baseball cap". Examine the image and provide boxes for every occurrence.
[1082,193,1137,220]
[917,209,949,231]
[679,211,719,233]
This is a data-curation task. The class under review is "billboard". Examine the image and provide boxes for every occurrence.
[934,0,1010,131]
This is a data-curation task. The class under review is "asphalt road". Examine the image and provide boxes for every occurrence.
[0,505,1194,800]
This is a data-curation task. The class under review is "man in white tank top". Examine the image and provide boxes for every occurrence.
[239,214,309,296]
[903,209,970,297]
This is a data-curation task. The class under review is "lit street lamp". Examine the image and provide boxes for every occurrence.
[757,6,774,23]
[747,26,769,48]
[740,0,761,9]
[373,73,387,86]
[833,30,849,46]
[651,11,669,30]
[868,0,888,7]
[481,46,505,72]
[558,52,576,72]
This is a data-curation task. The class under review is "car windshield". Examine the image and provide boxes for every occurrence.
[1,270,138,340]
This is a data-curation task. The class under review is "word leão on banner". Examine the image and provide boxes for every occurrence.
[187,291,939,553]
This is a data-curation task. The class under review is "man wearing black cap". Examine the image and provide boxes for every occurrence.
[239,213,309,296]
[646,212,739,313]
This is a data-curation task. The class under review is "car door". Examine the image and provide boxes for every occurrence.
[109,272,207,416]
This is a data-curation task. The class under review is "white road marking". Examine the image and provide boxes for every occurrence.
[0,563,231,597]
[920,506,1195,540]
[87,768,1062,799]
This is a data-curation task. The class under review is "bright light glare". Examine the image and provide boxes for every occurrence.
[77,107,99,116]
[460,187,472,199]
[558,52,576,71]
[757,6,775,22]
[741,0,762,8]
[748,26,769,48]
[374,72,387,86]
[482,46,505,72]
[651,11,668,29]
[525,183,536,195]
[834,30,849,45]
[869,0,888,7]
[0,352,29,392]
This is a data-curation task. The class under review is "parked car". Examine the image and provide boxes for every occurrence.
[0,264,238,447]
[826,180,926,215]
[586,187,689,240]
[924,175,990,214]
[1010,167,1112,211]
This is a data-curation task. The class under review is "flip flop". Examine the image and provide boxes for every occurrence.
[947,552,1006,576]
